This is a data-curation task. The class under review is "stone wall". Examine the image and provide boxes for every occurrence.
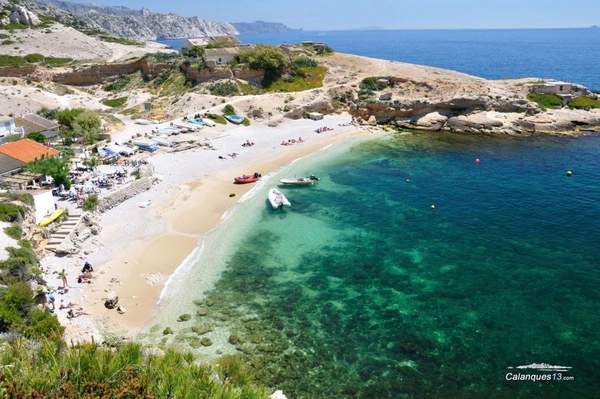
[181,64,232,84]
[52,60,170,86]
[233,68,264,85]
[98,176,157,213]
[0,65,37,78]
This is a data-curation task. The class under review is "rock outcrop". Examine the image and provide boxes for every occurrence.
[29,0,238,40]
[9,4,40,26]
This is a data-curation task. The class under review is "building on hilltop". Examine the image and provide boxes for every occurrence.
[203,47,241,67]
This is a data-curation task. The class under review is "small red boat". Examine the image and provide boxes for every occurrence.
[234,173,261,184]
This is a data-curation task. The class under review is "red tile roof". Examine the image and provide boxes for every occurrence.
[0,139,59,163]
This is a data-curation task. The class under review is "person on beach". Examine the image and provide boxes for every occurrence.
[47,290,56,311]
[58,269,68,289]
[82,262,93,273]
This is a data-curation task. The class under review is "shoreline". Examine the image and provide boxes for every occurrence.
[42,114,379,342]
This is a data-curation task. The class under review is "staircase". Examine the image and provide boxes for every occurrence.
[46,211,82,252]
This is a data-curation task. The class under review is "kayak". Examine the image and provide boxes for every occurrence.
[234,173,261,184]
[225,115,245,124]
[39,208,64,227]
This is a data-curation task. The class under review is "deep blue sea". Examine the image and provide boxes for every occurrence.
[156,29,600,398]
[162,28,600,91]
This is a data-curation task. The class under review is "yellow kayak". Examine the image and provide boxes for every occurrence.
[39,209,64,227]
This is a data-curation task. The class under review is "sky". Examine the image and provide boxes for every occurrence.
[76,0,600,30]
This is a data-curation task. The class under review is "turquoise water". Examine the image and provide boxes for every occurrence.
[176,132,600,398]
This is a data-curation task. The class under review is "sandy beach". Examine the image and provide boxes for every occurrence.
[41,113,376,341]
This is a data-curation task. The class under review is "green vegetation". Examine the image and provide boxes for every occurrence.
[103,74,132,92]
[0,340,267,398]
[82,194,98,212]
[240,45,290,84]
[102,96,128,108]
[568,96,600,110]
[206,113,227,124]
[97,34,142,46]
[0,54,72,68]
[223,104,236,115]
[152,69,190,96]
[182,45,204,58]
[0,203,25,223]
[24,157,71,189]
[292,55,317,69]
[4,224,23,240]
[527,92,563,109]
[359,76,389,91]
[209,81,239,96]
[206,37,236,49]
[26,131,46,143]
[71,110,103,144]
[56,108,84,130]
[243,117,251,126]
[264,66,327,93]
[144,52,180,63]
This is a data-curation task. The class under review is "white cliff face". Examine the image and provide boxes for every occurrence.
[28,0,238,40]
[9,4,41,25]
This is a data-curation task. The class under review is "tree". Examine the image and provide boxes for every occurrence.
[24,157,71,189]
[72,111,102,145]
[239,45,289,73]
[55,108,84,130]
[26,132,46,144]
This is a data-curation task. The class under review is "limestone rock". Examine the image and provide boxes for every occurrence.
[9,5,40,26]
[416,112,448,130]
[367,115,377,125]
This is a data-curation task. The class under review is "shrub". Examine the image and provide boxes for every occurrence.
[0,203,24,223]
[239,45,289,73]
[24,53,44,63]
[292,55,317,69]
[26,131,46,143]
[206,113,227,124]
[24,307,63,339]
[103,75,131,92]
[209,81,239,96]
[102,96,128,108]
[242,117,251,126]
[360,77,381,91]
[568,96,600,110]
[56,108,85,130]
[82,194,98,212]
[4,224,22,240]
[223,104,236,115]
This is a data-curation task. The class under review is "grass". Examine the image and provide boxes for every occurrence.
[0,339,269,398]
[98,34,142,46]
[82,194,98,212]
[0,54,72,68]
[527,92,563,109]
[206,114,227,124]
[4,224,23,240]
[568,96,600,110]
[153,70,189,97]
[264,66,327,93]
[102,96,128,108]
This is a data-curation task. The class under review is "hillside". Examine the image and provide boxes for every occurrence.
[233,21,296,34]
[28,0,238,40]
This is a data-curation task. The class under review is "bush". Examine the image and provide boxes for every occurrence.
[209,81,239,96]
[223,104,236,115]
[568,96,600,110]
[103,75,131,92]
[292,55,317,69]
[102,96,128,108]
[527,92,563,109]
[82,194,98,212]
[26,131,46,143]
[239,45,289,73]
[360,77,381,91]
[24,53,44,63]
[4,224,22,240]
[206,113,227,124]
[242,117,251,126]
[0,203,24,223]
[24,307,63,339]
[56,108,85,130]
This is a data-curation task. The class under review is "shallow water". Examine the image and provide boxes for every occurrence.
[150,132,600,398]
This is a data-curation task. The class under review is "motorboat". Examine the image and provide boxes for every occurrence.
[225,114,245,124]
[279,175,319,186]
[268,188,291,209]
[234,173,261,184]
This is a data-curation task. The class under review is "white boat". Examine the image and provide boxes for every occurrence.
[279,175,319,186]
[268,188,291,209]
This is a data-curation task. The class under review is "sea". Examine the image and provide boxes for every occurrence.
[153,30,600,398]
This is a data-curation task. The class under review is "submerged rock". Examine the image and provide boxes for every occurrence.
[200,337,213,347]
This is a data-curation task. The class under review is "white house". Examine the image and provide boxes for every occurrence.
[203,47,240,67]
[0,116,25,143]
[529,80,590,96]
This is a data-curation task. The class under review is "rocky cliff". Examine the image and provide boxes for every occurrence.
[28,0,238,40]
